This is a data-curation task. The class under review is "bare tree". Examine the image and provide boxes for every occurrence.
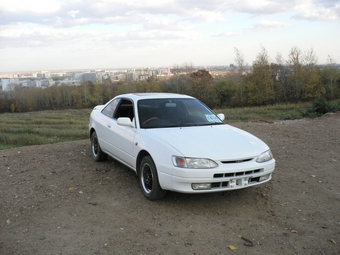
[274,52,289,102]
[304,48,324,99]
[322,55,340,100]
[303,48,318,67]
[287,46,305,101]
[234,47,246,106]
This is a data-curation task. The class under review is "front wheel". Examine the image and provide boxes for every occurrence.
[91,131,108,162]
[139,156,166,200]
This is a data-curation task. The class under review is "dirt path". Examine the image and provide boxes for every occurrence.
[1,113,339,255]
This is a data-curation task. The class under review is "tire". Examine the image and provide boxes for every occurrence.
[139,156,166,200]
[91,131,108,162]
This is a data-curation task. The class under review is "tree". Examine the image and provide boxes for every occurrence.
[215,80,238,107]
[79,81,94,108]
[92,83,103,106]
[305,69,324,100]
[171,62,195,74]
[246,46,275,105]
[59,85,73,108]
[165,74,191,94]
[72,87,82,109]
[101,78,116,102]
[287,46,305,101]
[303,48,323,100]
[321,55,340,100]
[189,70,217,108]
[234,48,247,106]
[274,52,291,102]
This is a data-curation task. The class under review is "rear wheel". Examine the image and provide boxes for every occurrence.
[91,131,108,162]
[139,156,166,200]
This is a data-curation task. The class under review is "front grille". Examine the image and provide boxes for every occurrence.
[211,182,229,188]
[210,176,264,189]
[221,158,253,164]
[213,169,261,178]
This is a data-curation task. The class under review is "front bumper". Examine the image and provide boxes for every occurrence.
[159,159,275,193]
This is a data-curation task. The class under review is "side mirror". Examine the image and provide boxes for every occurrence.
[217,113,225,121]
[117,117,135,128]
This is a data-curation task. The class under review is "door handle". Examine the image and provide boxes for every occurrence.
[107,124,111,128]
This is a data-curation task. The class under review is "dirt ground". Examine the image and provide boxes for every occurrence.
[1,112,339,255]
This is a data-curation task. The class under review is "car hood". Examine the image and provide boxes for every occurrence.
[144,125,269,160]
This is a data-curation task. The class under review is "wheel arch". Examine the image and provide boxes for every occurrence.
[136,150,151,176]
[89,127,96,140]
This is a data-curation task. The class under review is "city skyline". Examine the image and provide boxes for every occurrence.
[1,0,339,73]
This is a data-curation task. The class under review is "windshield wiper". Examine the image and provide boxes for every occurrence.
[198,122,225,126]
[177,122,225,127]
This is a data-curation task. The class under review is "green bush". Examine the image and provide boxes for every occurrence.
[304,99,340,117]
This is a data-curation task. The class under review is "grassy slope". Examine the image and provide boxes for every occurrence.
[0,104,309,150]
[0,109,91,150]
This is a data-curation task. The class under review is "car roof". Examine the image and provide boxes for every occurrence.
[115,93,194,101]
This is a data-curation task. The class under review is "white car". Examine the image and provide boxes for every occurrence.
[89,93,275,200]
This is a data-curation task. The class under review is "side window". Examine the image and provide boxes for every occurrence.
[113,99,134,121]
[102,98,120,118]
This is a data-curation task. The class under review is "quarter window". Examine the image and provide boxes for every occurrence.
[102,98,120,118]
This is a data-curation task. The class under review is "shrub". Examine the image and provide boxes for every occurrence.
[304,98,340,117]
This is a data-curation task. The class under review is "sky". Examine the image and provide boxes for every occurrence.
[0,0,339,73]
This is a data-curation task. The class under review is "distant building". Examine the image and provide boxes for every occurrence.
[1,79,8,91]
[50,72,66,78]
[1,78,20,91]
[83,73,102,83]
[20,80,28,87]
[72,73,83,80]
[40,71,50,78]
[41,79,55,87]
[60,79,81,86]
[126,72,136,81]
[110,74,125,82]
[27,79,42,88]
[139,75,149,81]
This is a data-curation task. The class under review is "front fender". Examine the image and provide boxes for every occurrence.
[133,130,182,190]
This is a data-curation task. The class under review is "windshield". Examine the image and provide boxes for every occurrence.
[138,98,224,128]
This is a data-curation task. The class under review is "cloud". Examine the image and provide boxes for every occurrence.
[0,19,199,51]
[0,0,61,13]
[293,6,339,21]
[0,25,96,48]
[254,20,292,30]
[223,0,340,21]
[1,0,338,30]
[293,0,340,21]
[212,19,292,38]
[187,9,226,23]
[212,30,243,37]
[225,0,296,16]
[0,0,339,72]
[314,0,340,9]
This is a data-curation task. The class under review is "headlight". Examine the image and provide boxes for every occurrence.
[172,156,218,168]
[256,150,273,163]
